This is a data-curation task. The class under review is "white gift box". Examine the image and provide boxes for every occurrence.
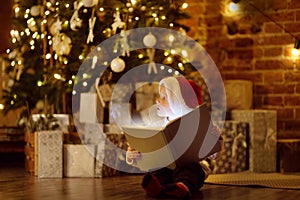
[36,130,63,178]
[94,133,130,177]
[64,144,96,177]
[79,93,103,123]
[232,109,277,172]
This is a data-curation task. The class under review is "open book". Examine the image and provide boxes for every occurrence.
[122,104,222,171]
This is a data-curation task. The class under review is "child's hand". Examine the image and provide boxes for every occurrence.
[126,147,141,165]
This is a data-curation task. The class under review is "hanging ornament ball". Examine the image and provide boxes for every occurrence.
[7,79,14,87]
[82,0,98,7]
[36,100,45,110]
[143,32,157,47]
[111,57,126,73]
[128,7,134,13]
[30,5,41,17]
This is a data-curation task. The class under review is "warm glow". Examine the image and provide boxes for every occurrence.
[168,34,175,43]
[0,104,4,110]
[228,2,239,13]
[181,49,188,58]
[45,53,51,59]
[182,3,188,9]
[292,48,300,57]
[54,73,62,80]
[37,80,43,87]
[82,73,88,79]
[131,0,137,5]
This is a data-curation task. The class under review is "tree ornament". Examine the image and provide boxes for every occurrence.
[49,18,62,36]
[30,5,42,17]
[86,16,96,43]
[36,100,45,111]
[53,33,72,56]
[111,11,125,35]
[16,62,24,81]
[7,79,14,88]
[27,18,38,32]
[120,30,130,57]
[111,57,126,73]
[147,48,158,74]
[82,0,98,7]
[70,1,83,31]
[143,32,156,47]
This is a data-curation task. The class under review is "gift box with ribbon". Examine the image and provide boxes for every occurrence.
[95,132,133,177]
[232,109,277,172]
[211,121,249,174]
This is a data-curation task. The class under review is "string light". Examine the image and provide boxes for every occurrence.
[228,2,239,13]
[54,73,66,81]
[37,80,43,87]
[168,34,175,43]
[0,104,4,110]
[138,54,144,59]
[182,3,188,9]
[131,0,137,5]
[292,48,299,57]
[232,0,299,58]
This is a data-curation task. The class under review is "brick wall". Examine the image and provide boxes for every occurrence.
[0,0,12,54]
[181,0,300,134]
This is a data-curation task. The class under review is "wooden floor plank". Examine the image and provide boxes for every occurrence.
[0,164,299,200]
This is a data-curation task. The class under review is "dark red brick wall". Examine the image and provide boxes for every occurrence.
[0,0,13,54]
[181,0,300,134]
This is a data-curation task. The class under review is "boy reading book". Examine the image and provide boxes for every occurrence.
[126,76,223,199]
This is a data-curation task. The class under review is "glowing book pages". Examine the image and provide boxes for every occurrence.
[122,104,222,171]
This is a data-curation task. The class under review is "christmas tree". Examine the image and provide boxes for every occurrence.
[1,0,195,121]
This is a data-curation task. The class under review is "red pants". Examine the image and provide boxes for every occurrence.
[147,162,205,193]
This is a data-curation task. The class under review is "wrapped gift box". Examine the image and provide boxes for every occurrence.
[36,131,63,178]
[135,82,159,112]
[95,132,133,177]
[64,144,96,177]
[277,139,300,173]
[212,121,249,174]
[224,80,253,110]
[232,109,277,172]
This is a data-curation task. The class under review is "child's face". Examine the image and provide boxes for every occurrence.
[156,85,173,117]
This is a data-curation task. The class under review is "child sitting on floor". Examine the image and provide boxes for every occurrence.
[126,76,222,199]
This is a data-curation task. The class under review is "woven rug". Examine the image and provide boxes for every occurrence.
[205,171,300,190]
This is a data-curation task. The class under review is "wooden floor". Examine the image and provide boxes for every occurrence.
[0,162,299,200]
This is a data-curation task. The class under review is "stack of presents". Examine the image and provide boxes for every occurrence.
[24,78,300,178]
[24,82,140,178]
